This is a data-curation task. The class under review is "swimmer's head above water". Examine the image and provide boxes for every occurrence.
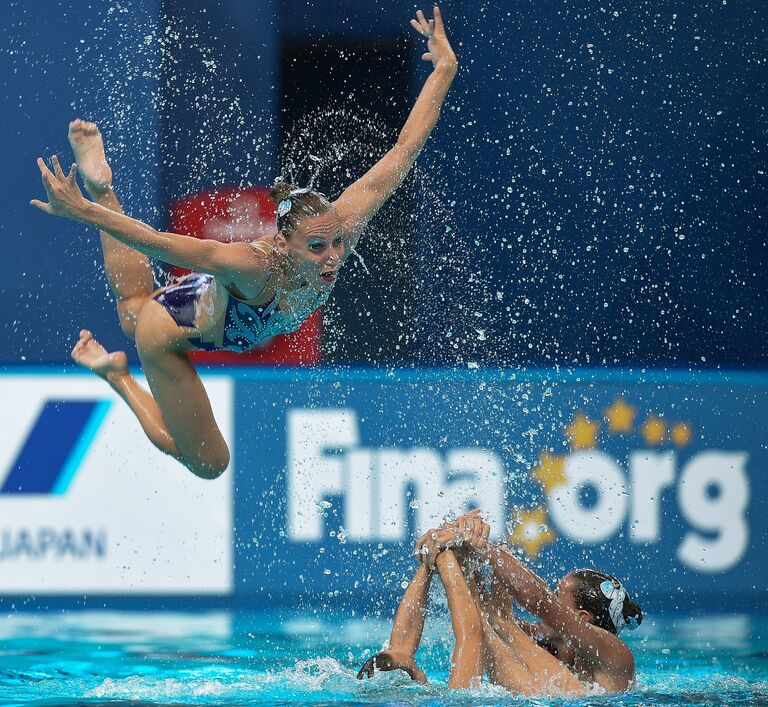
[270,179,343,289]
[557,569,643,635]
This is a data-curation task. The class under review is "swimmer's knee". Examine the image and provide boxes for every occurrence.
[186,447,230,480]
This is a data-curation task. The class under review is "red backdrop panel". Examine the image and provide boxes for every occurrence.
[168,187,322,366]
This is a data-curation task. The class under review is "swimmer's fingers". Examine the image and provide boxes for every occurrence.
[415,529,441,568]
[51,154,65,180]
[409,18,425,35]
[415,528,442,564]
[428,528,458,566]
[29,198,53,215]
[479,521,491,550]
[356,656,376,680]
[460,516,479,545]
[36,157,56,189]
[454,509,483,540]
[423,537,439,569]
[414,531,430,563]
[67,162,79,184]
[435,526,460,552]
[468,520,491,554]
[414,9,431,36]
[432,6,446,36]
[469,518,484,548]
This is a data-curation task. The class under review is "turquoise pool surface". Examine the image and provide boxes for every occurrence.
[0,609,766,705]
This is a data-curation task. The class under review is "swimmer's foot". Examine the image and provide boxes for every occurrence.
[68,119,112,192]
[71,329,128,382]
[356,651,427,683]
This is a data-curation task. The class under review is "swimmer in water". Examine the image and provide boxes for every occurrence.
[30,7,457,479]
[359,510,642,696]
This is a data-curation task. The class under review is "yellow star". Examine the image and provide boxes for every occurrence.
[532,452,567,494]
[671,422,692,447]
[604,397,636,434]
[641,416,666,446]
[564,412,599,450]
[508,507,557,558]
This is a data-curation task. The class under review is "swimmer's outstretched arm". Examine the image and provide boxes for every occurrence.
[357,563,431,682]
[388,563,433,660]
[30,156,270,289]
[333,6,458,250]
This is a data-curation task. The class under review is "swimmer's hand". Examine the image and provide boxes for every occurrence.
[410,6,458,73]
[415,510,491,568]
[415,525,462,569]
[356,650,427,683]
[30,156,87,220]
[452,508,491,554]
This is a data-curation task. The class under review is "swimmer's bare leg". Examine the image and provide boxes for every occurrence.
[357,563,431,683]
[69,119,153,338]
[458,564,563,695]
[71,329,182,461]
[481,611,587,696]
[472,580,586,697]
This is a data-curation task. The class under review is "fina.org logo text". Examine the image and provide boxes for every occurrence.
[287,400,749,573]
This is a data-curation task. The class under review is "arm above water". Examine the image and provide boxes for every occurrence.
[389,563,433,659]
[357,563,432,683]
[333,7,457,253]
[31,156,271,289]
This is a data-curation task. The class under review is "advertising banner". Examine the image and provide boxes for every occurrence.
[0,368,764,606]
[0,374,233,594]
[234,369,767,607]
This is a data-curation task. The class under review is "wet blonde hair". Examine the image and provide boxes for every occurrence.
[270,180,332,237]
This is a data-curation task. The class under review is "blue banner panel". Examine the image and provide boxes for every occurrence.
[1,400,106,495]
[233,368,767,609]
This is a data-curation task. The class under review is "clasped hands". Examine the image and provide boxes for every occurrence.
[415,508,491,569]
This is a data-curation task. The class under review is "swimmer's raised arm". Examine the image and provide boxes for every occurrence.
[388,563,433,660]
[30,156,270,290]
[357,563,431,683]
[333,6,457,251]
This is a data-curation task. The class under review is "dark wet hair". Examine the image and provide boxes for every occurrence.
[567,569,643,635]
[270,179,332,237]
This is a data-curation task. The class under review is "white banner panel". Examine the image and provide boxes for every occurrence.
[0,374,233,594]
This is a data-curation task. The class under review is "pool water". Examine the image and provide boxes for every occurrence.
[0,609,766,705]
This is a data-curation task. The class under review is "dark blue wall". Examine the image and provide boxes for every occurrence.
[160,0,277,206]
[2,0,162,363]
[413,0,767,368]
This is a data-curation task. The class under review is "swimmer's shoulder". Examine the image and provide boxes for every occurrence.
[216,238,277,301]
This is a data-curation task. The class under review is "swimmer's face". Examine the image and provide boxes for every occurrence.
[279,211,344,289]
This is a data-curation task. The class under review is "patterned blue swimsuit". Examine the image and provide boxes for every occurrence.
[154,273,329,352]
